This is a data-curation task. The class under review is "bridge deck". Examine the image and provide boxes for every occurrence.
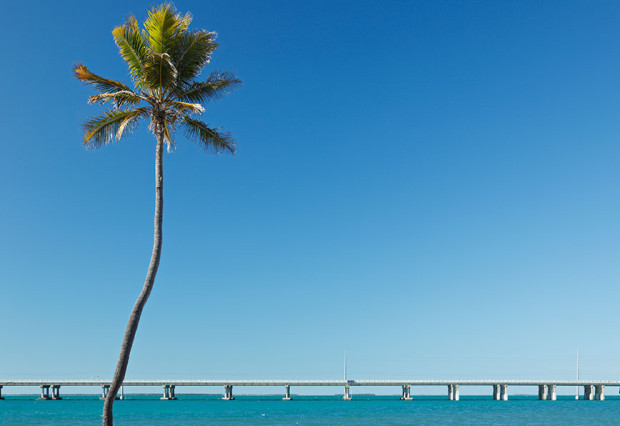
[2,380,620,387]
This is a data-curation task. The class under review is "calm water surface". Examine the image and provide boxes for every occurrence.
[1,395,619,425]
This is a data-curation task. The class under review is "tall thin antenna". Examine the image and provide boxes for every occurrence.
[575,349,580,400]
[344,350,347,382]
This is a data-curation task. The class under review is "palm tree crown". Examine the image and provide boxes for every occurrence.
[75,3,240,152]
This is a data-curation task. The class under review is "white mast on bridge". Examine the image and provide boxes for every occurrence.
[575,349,580,400]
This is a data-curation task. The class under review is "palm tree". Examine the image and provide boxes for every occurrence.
[74,4,240,425]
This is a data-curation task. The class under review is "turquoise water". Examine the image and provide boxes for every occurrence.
[2,395,620,425]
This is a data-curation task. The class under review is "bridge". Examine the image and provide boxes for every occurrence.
[1,380,618,401]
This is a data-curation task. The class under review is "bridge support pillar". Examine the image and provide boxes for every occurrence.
[0,385,4,400]
[222,385,234,400]
[283,385,291,401]
[120,385,124,400]
[595,385,605,401]
[100,385,109,400]
[39,385,50,400]
[500,384,508,401]
[538,385,547,400]
[492,384,500,400]
[584,385,594,400]
[161,385,177,400]
[547,385,556,401]
[51,385,62,400]
[400,385,412,400]
[453,384,460,401]
[343,385,351,400]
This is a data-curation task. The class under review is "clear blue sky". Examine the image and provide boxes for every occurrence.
[2,0,620,395]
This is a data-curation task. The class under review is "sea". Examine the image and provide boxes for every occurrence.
[1,394,619,425]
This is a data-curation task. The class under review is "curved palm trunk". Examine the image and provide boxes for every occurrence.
[103,128,164,426]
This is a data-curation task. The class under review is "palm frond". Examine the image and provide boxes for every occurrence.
[143,4,190,54]
[162,120,175,152]
[82,108,148,149]
[116,107,149,140]
[172,30,218,88]
[169,101,205,114]
[176,71,241,103]
[143,52,178,91]
[88,90,143,108]
[180,116,235,154]
[112,16,148,85]
[74,64,132,93]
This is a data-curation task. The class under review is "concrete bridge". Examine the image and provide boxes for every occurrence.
[0,380,617,401]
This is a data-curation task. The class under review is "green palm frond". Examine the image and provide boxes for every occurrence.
[172,30,218,89]
[143,52,178,91]
[82,108,149,149]
[177,71,241,103]
[74,64,132,93]
[143,4,190,54]
[112,16,148,85]
[181,116,235,154]
[88,90,143,108]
